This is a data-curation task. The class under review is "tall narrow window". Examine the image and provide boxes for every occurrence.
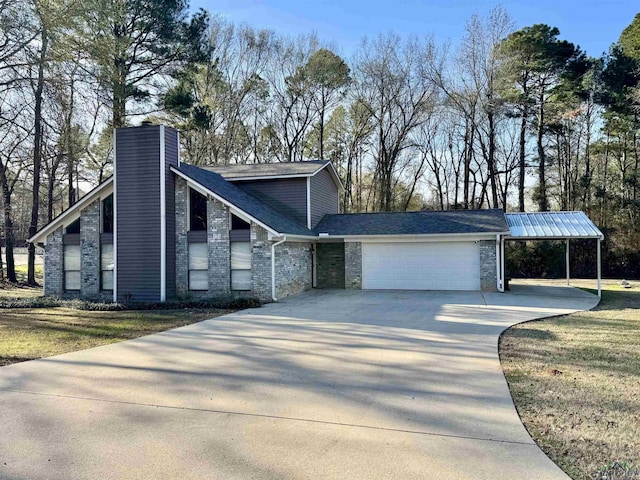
[231,242,251,290]
[101,244,114,291]
[189,243,208,291]
[64,244,81,291]
[102,194,113,233]
[230,214,251,291]
[189,188,207,231]
[66,218,80,234]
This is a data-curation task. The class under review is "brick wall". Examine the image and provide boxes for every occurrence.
[208,198,230,294]
[44,227,64,296]
[344,241,362,289]
[275,242,312,298]
[479,240,497,292]
[250,223,272,302]
[80,200,101,298]
[175,177,189,296]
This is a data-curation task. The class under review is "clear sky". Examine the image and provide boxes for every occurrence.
[192,0,638,58]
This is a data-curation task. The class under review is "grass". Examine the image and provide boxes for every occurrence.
[0,284,234,367]
[500,281,640,480]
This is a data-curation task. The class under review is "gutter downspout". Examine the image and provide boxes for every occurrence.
[496,234,504,293]
[271,236,287,301]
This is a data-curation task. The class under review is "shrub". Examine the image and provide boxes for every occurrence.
[0,295,261,311]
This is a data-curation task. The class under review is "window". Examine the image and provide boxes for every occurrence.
[66,218,80,234]
[101,244,114,290]
[64,244,81,291]
[231,242,251,290]
[189,243,208,291]
[231,214,250,231]
[189,188,207,231]
[102,194,113,233]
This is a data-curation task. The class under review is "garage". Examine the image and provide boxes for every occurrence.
[362,241,481,290]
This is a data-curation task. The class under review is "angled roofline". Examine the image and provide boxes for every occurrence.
[171,166,317,240]
[29,177,114,244]
[313,161,344,193]
[213,161,345,193]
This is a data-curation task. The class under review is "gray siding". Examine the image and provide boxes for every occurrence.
[164,128,178,299]
[310,167,339,228]
[234,177,307,227]
[115,125,178,303]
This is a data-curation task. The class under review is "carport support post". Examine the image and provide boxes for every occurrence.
[597,238,602,298]
[566,239,570,285]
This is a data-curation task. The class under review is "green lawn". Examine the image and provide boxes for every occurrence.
[0,285,232,367]
[500,283,640,479]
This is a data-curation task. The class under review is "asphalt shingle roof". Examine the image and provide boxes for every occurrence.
[175,163,314,236]
[314,209,510,236]
[176,164,509,237]
[203,160,329,179]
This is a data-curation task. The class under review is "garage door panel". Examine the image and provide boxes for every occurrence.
[362,242,480,291]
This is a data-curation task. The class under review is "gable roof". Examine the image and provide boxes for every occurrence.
[29,177,114,244]
[203,160,329,179]
[314,209,510,237]
[172,163,314,237]
[203,159,344,192]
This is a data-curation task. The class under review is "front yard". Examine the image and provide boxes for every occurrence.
[500,281,640,479]
[0,285,233,367]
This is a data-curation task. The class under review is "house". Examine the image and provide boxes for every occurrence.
[29,124,603,303]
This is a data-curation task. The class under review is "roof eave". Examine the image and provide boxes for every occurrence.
[317,231,511,240]
[171,166,287,238]
[28,177,114,244]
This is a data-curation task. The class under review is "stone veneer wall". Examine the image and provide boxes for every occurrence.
[275,242,312,299]
[208,198,230,294]
[479,239,497,292]
[174,180,313,303]
[344,241,362,289]
[44,227,64,296]
[80,200,101,298]
[250,223,272,302]
[43,200,106,298]
[175,177,189,297]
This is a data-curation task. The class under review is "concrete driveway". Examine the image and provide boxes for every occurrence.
[0,286,598,480]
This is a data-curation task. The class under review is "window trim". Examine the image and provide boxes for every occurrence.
[101,194,114,234]
[188,187,207,232]
[188,242,209,291]
[100,243,114,292]
[63,244,81,292]
[230,241,252,291]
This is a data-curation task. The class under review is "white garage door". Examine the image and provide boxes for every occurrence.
[362,241,481,291]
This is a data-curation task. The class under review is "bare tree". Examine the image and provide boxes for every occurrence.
[353,33,438,211]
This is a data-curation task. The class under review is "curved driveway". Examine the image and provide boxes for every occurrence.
[0,286,598,480]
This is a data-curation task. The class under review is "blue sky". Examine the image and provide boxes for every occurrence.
[192,0,638,58]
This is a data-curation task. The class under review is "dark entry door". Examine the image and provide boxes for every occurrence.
[316,243,345,289]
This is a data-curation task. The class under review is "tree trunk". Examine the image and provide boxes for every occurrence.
[47,174,55,223]
[318,100,325,160]
[463,122,471,209]
[28,28,48,286]
[112,48,127,128]
[0,161,17,283]
[518,111,527,212]
[487,110,498,208]
[536,95,548,211]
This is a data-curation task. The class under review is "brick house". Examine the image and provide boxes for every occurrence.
[30,124,515,303]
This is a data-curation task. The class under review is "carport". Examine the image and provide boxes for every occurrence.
[502,211,605,297]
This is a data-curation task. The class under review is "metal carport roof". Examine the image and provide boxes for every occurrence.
[501,211,604,297]
[505,211,604,239]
